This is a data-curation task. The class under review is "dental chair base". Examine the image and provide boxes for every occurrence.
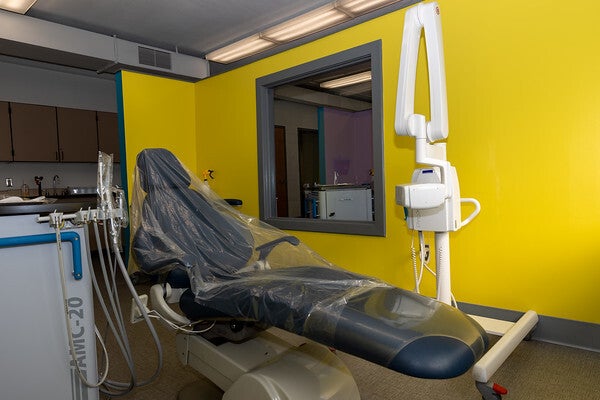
[176,329,360,400]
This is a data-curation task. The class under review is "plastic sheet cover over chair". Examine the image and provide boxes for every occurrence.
[130,148,487,379]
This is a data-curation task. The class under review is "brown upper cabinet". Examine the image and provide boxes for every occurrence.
[11,103,60,162]
[97,111,120,163]
[5,102,120,163]
[57,107,99,162]
[0,101,11,162]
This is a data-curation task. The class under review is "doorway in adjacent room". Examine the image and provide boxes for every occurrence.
[274,125,288,217]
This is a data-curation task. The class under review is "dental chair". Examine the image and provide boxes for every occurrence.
[130,148,488,399]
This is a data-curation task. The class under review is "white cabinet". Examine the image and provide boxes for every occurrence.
[318,187,373,221]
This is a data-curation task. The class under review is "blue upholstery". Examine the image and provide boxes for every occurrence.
[131,148,488,379]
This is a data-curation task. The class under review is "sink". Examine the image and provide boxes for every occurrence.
[66,187,97,196]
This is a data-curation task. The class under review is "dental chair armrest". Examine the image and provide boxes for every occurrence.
[256,235,300,260]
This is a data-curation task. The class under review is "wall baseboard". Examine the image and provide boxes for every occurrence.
[458,302,600,353]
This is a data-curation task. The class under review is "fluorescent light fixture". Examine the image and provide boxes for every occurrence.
[207,0,401,64]
[0,0,37,14]
[336,0,401,14]
[320,71,372,89]
[262,4,349,43]
[206,35,276,64]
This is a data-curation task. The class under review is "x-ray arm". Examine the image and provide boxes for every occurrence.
[395,2,455,213]
[395,1,448,143]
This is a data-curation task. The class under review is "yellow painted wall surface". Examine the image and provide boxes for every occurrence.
[120,71,197,181]
[441,0,600,322]
[122,1,600,324]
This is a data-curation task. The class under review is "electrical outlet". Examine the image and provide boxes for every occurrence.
[130,294,149,324]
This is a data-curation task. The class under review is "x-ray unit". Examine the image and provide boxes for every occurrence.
[394,3,538,399]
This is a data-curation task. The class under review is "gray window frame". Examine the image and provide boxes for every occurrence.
[256,41,385,236]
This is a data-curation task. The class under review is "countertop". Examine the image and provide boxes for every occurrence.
[0,196,97,216]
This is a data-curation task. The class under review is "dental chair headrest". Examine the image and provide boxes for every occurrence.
[137,148,191,192]
[133,147,255,278]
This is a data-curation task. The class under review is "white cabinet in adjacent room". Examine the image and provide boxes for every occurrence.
[318,187,373,221]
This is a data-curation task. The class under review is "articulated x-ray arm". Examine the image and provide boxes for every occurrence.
[395,1,448,143]
[394,1,458,213]
[395,1,459,223]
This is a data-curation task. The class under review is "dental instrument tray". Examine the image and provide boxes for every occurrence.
[130,148,488,379]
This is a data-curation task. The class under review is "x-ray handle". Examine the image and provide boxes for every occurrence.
[460,198,481,227]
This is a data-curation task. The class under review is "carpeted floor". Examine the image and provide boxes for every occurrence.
[96,279,600,400]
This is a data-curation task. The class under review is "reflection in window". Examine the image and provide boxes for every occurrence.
[274,61,374,221]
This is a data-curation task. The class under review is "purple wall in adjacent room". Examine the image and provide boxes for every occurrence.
[323,107,373,185]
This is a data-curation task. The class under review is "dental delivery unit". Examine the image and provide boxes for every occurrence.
[0,2,537,399]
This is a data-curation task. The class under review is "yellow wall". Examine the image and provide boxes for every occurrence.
[441,0,600,322]
[122,0,600,324]
[120,71,197,179]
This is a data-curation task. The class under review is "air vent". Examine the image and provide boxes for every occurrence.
[138,46,172,70]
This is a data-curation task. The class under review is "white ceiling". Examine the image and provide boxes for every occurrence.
[26,0,335,58]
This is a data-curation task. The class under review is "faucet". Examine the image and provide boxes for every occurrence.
[34,176,43,197]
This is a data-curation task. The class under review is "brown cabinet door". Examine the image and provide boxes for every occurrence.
[0,101,12,161]
[97,111,120,162]
[57,107,98,162]
[11,103,59,162]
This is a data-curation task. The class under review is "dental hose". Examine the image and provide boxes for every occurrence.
[49,151,163,397]
[53,218,163,397]
[93,151,163,396]
[89,220,164,396]
[88,222,136,396]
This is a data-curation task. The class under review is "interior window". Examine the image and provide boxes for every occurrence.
[256,41,385,236]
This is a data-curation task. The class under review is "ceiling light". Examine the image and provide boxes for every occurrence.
[0,0,37,14]
[320,71,372,89]
[205,35,276,64]
[262,5,349,43]
[206,0,403,64]
[336,0,401,14]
